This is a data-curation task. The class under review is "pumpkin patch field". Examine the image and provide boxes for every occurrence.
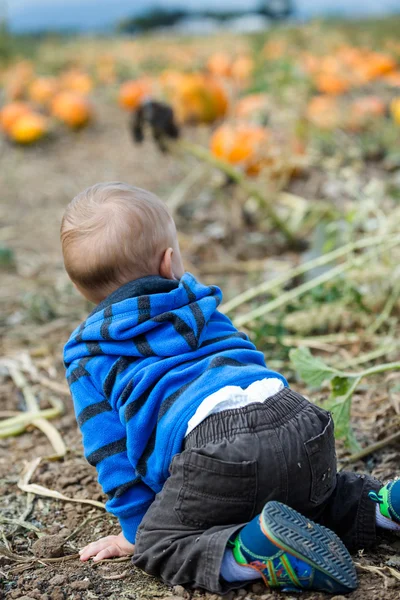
[1,18,400,600]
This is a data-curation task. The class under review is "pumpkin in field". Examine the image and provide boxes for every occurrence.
[206,53,232,77]
[172,74,228,124]
[118,78,153,111]
[306,95,341,129]
[4,60,34,100]
[355,52,397,83]
[348,96,386,130]
[28,77,58,105]
[235,93,270,119]
[383,71,400,87]
[159,70,187,101]
[210,123,269,175]
[9,112,48,144]
[52,92,93,129]
[0,102,32,134]
[314,72,350,95]
[61,69,93,95]
[300,53,320,76]
[231,56,254,84]
[390,98,400,125]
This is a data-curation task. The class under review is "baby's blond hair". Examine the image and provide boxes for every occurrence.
[61,182,176,300]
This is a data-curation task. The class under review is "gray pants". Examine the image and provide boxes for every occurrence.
[132,388,381,593]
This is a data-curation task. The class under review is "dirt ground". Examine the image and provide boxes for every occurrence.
[1,100,399,600]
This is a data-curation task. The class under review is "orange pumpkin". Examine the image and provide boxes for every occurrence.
[231,56,254,84]
[4,60,34,100]
[159,70,185,96]
[314,72,350,95]
[348,96,386,131]
[206,53,232,77]
[355,52,397,83]
[172,74,228,124]
[300,53,320,75]
[383,71,400,87]
[306,95,341,129]
[210,124,269,175]
[390,97,400,125]
[351,96,386,117]
[9,112,48,144]
[235,93,270,118]
[118,79,153,111]
[52,92,93,129]
[28,77,58,105]
[0,102,32,134]
[61,70,93,95]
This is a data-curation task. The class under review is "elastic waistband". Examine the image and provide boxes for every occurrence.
[184,388,309,449]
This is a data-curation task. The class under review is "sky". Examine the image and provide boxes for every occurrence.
[5,0,400,33]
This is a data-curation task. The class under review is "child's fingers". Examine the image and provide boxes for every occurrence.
[92,544,121,562]
[79,536,116,561]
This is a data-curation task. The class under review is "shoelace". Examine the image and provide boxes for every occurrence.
[250,556,303,589]
[368,491,383,504]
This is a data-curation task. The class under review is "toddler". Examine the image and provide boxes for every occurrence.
[62,182,400,595]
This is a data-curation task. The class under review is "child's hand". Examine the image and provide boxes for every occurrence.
[79,531,135,562]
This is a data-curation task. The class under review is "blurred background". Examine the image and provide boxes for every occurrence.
[6,1,400,33]
[1,2,400,598]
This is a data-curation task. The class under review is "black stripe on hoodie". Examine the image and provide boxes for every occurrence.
[87,437,127,467]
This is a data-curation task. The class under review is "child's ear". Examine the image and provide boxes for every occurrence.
[159,247,176,280]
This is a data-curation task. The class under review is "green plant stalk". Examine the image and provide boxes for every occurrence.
[0,516,41,533]
[366,279,400,335]
[0,405,63,433]
[222,232,400,314]
[341,430,400,465]
[0,424,26,437]
[336,342,400,370]
[341,361,400,380]
[176,139,298,245]
[232,236,400,327]
[325,362,400,447]
[233,259,356,328]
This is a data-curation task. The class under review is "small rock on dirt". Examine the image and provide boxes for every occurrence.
[50,589,64,600]
[172,585,189,598]
[331,597,347,600]
[14,596,36,600]
[69,579,91,591]
[250,582,265,595]
[49,574,67,586]
[32,535,65,558]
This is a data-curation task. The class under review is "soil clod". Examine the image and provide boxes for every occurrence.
[31,535,65,558]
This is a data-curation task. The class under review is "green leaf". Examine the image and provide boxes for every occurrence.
[326,375,361,449]
[289,347,341,388]
[330,398,352,440]
[330,375,354,399]
[329,397,360,452]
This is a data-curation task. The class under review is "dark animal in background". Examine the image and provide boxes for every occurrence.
[131,100,180,152]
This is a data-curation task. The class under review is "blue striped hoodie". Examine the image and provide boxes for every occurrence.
[64,273,287,543]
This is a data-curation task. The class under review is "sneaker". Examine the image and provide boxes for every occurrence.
[369,480,400,524]
[231,501,357,594]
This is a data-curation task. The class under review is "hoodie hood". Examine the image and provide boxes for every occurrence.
[64,273,224,364]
